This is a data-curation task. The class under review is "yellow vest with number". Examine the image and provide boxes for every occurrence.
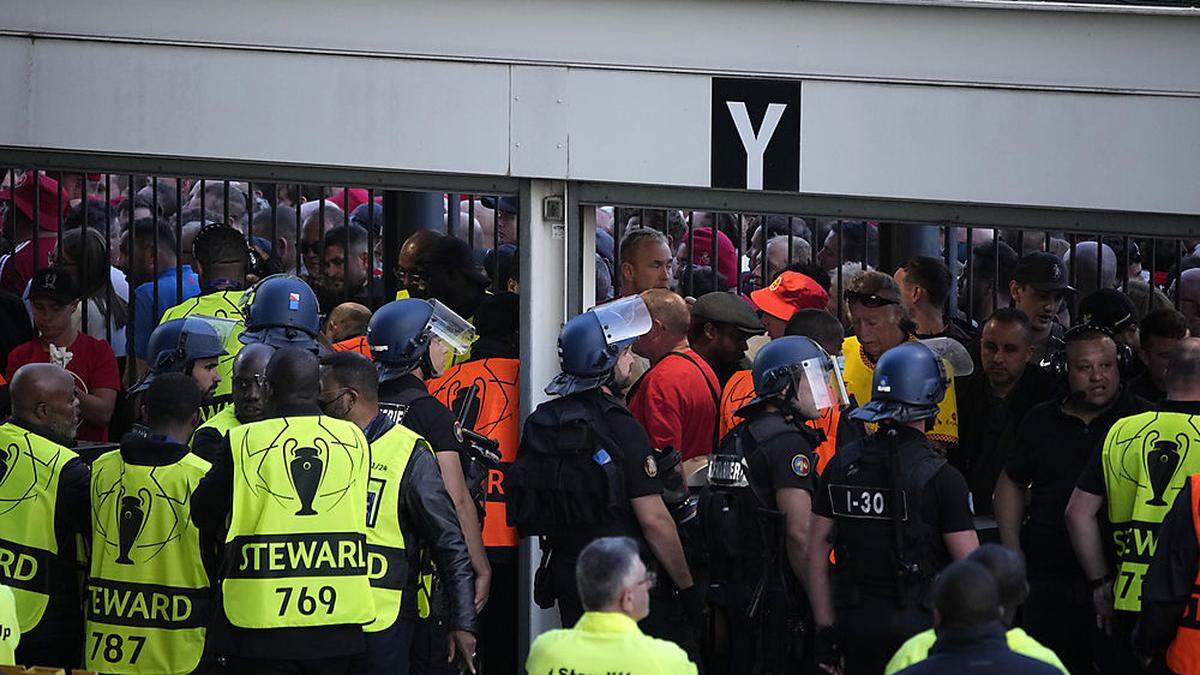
[0,422,77,635]
[224,415,374,628]
[86,448,212,674]
[841,336,960,445]
[160,290,247,420]
[365,423,431,632]
[1102,410,1200,613]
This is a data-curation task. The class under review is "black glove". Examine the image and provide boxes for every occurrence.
[813,625,841,670]
[677,584,706,639]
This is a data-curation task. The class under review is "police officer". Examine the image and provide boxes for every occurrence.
[318,351,477,674]
[192,347,374,674]
[0,364,89,668]
[238,273,324,353]
[190,342,274,462]
[507,295,702,661]
[159,223,252,419]
[1066,337,1200,674]
[86,373,213,675]
[807,339,979,675]
[366,299,490,675]
[706,336,845,674]
[130,316,227,401]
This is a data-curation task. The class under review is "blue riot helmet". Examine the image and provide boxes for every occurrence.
[850,337,973,424]
[130,317,228,394]
[368,298,476,382]
[744,335,847,419]
[238,274,321,351]
[545,295,652,396]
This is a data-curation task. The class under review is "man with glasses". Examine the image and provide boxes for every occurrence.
[525,537,697,675]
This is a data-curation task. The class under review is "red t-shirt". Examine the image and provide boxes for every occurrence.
[628,349,720,461]
[5,332,120,442]
[0,233,56,295]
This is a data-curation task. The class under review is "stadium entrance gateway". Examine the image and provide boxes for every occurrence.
[2,0,1198,660]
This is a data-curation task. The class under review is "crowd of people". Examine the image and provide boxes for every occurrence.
[1,168,1200,674]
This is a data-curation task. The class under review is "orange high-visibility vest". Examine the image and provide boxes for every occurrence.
[333,335,372,358]
[718,369,841,474]
[1166,473,1200,674]
[427,358,519,549]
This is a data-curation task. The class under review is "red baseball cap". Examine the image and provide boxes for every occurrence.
[750,271,829,321]
[0,172,68,232]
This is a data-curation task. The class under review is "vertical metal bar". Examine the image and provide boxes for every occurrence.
[1095,233,1103,292]
[367,188,376,308]
[992,231,1000,317]
[447,193,460,238]
[32,168,40,295]
[152,177,160,320]
[55,171,63,254]
[1176,239,1184,310]
[270,190,278,252]
[1122,235,1131,293]
[247,182,256,244]
[493,195,501,292]
[175,179,183,303]
[760,215,768,291]
[199,179,206,226]
[787,216,795,267]
[343,187,350,303]
[710,212,719,292]
[836,221,844,322]
[223,180,230,229]
[1069,236,1078,289]
[614,209,624,293]
[127,174,136,360]
[104,175,112,345]
[295,184,303,274]
[863,221,870,271]
[1150,239,1158,296]
[687,211,696,294]
[318,188,326,280]
[964,227,974,326]
[80,175,90,335]
[468,196,476,250]
[1017,230,1025,258]
[734,215,743,294]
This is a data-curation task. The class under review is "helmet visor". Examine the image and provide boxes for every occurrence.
[427,299,476,355]
[590,295,652,348]
[796,352,849,412]
[919,337,974,379]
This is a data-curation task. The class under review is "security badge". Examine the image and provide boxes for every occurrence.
[644,456,658,478]
[791,453,811,478]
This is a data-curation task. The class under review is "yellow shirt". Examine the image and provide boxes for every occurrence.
[885,627,1067,674]
[841,335,960,445]
[0,585,19,665]
[526,612,696,675]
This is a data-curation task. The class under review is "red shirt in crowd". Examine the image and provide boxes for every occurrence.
[628,348,720,461]
[5,332,120,442]
[0,233,57,295]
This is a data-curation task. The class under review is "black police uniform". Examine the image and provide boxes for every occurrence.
[509,386,699,658]
[706,406,820,674]
[377,373,475,675]
[812,425,975,675]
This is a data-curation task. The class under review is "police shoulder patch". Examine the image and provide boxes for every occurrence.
[791,453,811,477]
[644,455,658,478]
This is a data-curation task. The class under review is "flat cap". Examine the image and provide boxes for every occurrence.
[692,292,765,334]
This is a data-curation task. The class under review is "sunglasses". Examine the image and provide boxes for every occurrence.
[845,291,898,308]
[301,241,323,256]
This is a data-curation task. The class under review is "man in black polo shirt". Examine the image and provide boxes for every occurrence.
[951,308,1053,535]
[994,326,1149,675]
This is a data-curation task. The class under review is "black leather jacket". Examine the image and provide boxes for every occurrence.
[365,413,477,634]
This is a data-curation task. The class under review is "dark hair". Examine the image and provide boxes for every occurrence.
[128,218,179,255]
[830,221,879,263]
[266,347,320,406]
[973,240,1019,288]
[144,373,203,427]
[323,224,369,257]
[1141,308,1189,343]
[251,205,298,238]
[199,182,247,224]
[785,309,845,352]
[1064,325,1117,361]
[760,214,811,241]
[932,559,1002,631]
[785,261,830,292]
[967,544,1029,612]
[900,256,951,309]
[984,307,1033,341]
[194,224,249,268]
[320,351,379,401]
[575,536,642,612]
[677,265,727,299]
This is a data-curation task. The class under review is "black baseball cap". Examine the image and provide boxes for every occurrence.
[1013,252,1075,293]
[29,267,78,304]
[692,291,765,335]
[1078,289,1138,332]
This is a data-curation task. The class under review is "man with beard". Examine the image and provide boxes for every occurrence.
[190,342,274,462]
[130,317,226,404]
[319,224,383,310]
[0,364,88,668]
[994,326,1148,674]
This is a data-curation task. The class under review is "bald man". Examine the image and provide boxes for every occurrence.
[629,289,721,461]
[0,364,89,668]
[1177,268,1200,338]
[190,342,275,462]
[324,302,373,354]
[396,230,444,298]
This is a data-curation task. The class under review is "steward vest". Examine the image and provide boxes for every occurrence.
[86,449,212,674]
[826,431,947,602]
[841,336,959,446]
[0,422,77,634]
[333,335,371,358]
[364,423,430,632]
[193,404,241,442]
[719,369,843,474]
[428,357,520,549]
[159,289,246,420]
[1166,473,1200,674]
[1103,410,1200,613]
[223,416,374,628]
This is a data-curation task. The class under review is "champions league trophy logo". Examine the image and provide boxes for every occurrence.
[1146,439,1184,507]
[287,440,325,516]
[0,446,11,487]
[115,487,152,565]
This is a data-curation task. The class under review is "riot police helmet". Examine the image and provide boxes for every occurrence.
[545,295,652,396]
[238,274,322,351]
[368,298,475,382]
[130,316,228,394]
[850,337,973,424]
[744,335,847,418]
